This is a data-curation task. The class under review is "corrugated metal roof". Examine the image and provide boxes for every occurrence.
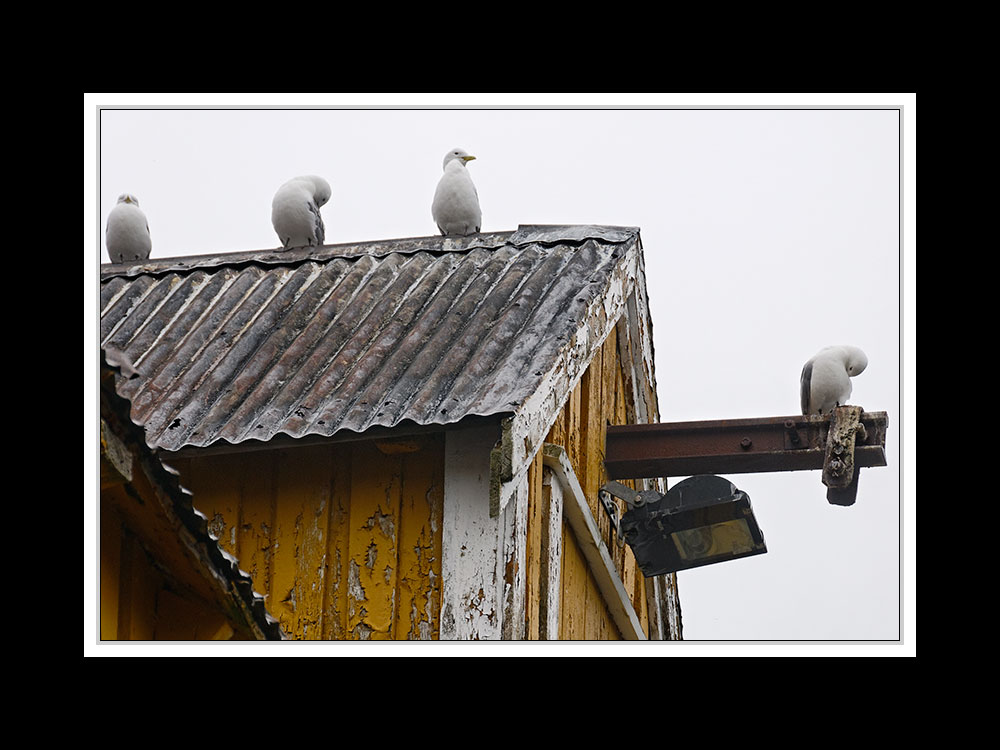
[100,225,640,452]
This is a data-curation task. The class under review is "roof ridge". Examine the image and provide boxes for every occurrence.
[99,225,641,280]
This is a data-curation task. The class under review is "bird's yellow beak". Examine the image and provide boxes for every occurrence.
[463,155,476,162]
[124,196,134,203]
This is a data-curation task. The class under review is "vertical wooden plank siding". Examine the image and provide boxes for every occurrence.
[272,446,333,639]
[346,441,400,639]
[526,323,649,640]
[558,524,592,638]
[524,451,545,640]
[100,502,123,640]
[173,434,445,640]
[108,517,159,640]
[323,442,352,640]
[397,446,445,640]
[500,471,529,640]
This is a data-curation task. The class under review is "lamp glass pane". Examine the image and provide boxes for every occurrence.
[671,518,756,561]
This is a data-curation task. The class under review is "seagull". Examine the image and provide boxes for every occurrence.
[800,345,869,415]
[106,194,152,263]
[432,148,481,236]
[271,175,331,250]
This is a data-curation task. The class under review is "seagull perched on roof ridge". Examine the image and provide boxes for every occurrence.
[432,148,481,236]
[271,175,331,250]
[800,345,869,416]
[106,194,152,264]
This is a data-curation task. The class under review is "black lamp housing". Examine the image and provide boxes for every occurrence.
[619,475,767,576]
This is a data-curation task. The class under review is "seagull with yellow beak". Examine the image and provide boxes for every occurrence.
[432,148,481,235]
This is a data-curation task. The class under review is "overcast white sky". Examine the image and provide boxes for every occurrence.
[86,94,915,655]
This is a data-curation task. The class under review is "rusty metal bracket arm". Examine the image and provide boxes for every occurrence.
[605,411,888,481]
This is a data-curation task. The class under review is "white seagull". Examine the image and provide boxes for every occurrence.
[800,345,869,415]
[432,148,481,236]
[106,194,152,263]
[271,175,331,250]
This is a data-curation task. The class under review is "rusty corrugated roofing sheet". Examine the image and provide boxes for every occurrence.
[100,225,640,452]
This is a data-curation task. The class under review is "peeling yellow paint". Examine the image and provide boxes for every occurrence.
[172,435,445,640]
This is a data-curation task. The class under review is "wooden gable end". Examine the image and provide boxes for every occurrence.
[525,320,678,641]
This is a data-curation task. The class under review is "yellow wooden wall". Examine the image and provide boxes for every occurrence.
[525,324,649,639]
[100,500,239,640]
[170,434,444,640]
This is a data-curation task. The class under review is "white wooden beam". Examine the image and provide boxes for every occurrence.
[539,466,564,639]
[500,470,529,640]
[541,443,646,641]
[440,422,504,640]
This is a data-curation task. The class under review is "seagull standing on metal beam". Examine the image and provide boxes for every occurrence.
[800,346,868,416]
[432,148,481,236]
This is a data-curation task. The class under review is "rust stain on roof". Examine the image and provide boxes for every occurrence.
[100,225,640,452]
